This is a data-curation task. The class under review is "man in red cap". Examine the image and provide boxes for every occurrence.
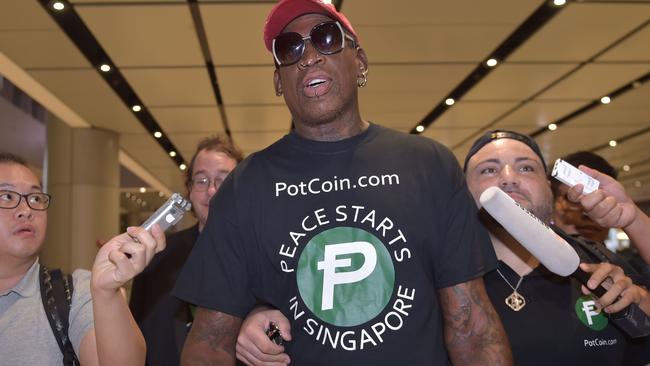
[173,1,512,365]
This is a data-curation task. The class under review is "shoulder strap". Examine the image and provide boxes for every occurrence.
[39,265,80,366]
[554,227,650,287]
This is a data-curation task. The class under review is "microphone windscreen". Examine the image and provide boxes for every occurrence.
[479,186,580,276]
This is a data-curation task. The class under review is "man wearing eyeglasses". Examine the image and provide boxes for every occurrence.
[174,1,512,365]
[0,151,166,365]
[130,135,242,366]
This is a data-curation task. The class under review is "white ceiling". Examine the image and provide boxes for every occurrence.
[0,0,648,200]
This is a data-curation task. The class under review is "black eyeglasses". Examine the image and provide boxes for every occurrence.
[190,174,228,193]
[272,21,357,67]
[0,190,51,211]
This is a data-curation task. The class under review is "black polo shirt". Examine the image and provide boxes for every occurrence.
[485,261,631,366]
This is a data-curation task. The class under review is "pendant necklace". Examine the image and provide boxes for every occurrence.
[496,268,526,311]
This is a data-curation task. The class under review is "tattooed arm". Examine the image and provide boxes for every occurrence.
[181,307,243,366]
[438,277,513,366]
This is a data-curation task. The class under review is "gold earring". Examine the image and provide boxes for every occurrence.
[357,69,368,88]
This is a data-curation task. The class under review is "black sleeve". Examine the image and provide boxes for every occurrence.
[172,175,257,319]
[430,146,497,288]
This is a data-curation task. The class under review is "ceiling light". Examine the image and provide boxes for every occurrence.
[553,0,566,6]
[548,123,557,131]
[608,140,617,147]
[180,163,187,171]
[486,58,498,67]
[416,125,425,133]
[169,151,177,157]
[132,105,142,112]
[139,187,146,193]
[622,165,630,172]
[600,96,611,104]
[99,64,111,72]
[52,2,65,11]
[445,98,455,106]
[158,191,165,197]
[153,131,162,139]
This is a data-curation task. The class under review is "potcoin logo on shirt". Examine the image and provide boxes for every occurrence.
[297,227,395,326]
[575,295,608,331]
[276,204,415,351]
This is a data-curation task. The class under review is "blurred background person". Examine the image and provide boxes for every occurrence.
[552,151,650,276]
[129,136,242,366]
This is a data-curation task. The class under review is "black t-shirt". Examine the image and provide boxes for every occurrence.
[174,124,497,365]
[130,225,198,366]
[485,261,633,366]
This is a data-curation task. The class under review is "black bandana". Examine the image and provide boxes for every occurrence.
[463,130,547,173]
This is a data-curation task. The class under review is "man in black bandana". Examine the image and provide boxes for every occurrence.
[464,130,650,366]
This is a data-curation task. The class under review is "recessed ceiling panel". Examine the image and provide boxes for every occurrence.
[344,0,541,62]
[231,131,288,155]
[150,106,224,134]
[597,133,650,170]
[537,63,649,100]
[496,100,589,128]
[0,30,89,69]
[359,93,441,132]
[0,1,58,30]
[226,105,291,133]
[433,101,518,129]
[463,63,577,101]
[201,3,273,65]
[147,166,186,194]
[565,101,649,128]
[76,4,204,67]
[509,3,650,62]
[72,0,185,3]
[122,67,214,106]
[537,124,642,162]
[598,24,650,62]
[27,68,143,134]
[216,65,278,105]
[166,132,216,156]
[367,64,474,97]
[358,25,515,64]
[344,0,542,27]
[422,126,482,151]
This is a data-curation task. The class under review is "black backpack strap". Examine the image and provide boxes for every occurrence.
[553,227,650,287]
[39,265,80,366]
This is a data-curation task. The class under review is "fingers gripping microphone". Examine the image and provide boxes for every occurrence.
[479,186,650,338]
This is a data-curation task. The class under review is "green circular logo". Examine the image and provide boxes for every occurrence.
[297,227,395,327]
[575,295,608,331]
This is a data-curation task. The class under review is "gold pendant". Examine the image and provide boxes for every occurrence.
[505,291,526,311]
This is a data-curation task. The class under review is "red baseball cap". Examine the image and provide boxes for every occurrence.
[263,0,359,52]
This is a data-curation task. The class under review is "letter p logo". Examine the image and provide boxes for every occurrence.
[317,241,377,310]
[582,300,600,326]
[297,227,394,327]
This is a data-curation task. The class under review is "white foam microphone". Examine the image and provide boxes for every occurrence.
[479,186,650,338]
[479,186,580,276]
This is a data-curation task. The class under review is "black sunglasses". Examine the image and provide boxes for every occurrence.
[272,21,357,67]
